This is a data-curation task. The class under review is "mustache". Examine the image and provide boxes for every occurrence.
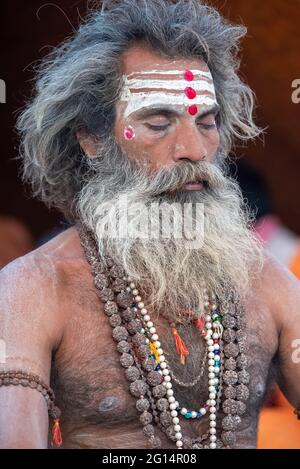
[91,137,227,199]
[132,161,227,198]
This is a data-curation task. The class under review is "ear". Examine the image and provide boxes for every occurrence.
[76,129,99,159]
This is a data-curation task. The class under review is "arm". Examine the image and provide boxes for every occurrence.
[263,255,300,412]
[0,253,63,448]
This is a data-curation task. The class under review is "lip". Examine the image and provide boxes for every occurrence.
[183,181,204,191]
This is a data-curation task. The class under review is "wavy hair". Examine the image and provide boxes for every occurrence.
[17,0,261,222]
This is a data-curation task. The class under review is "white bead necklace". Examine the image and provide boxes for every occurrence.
[127,278,223,449]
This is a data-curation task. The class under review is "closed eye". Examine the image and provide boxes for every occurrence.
[197,122,217,130]
[196,105,220,130]
[145,123,171,132]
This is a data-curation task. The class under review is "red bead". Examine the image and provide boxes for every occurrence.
[185,87,197,99]
[188,104,198,116]
[184,70,194,81]
[213,339,219,344]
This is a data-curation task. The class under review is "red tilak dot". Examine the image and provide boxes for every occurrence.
[184,70,194,81]
[188,104,198,116]
[185,87,197,99]
[124,127,135,140]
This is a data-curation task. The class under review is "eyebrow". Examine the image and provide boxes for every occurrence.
[197,103,220,119]
[134,104,220,120]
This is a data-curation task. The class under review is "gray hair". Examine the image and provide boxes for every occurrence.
[17,0,261,222]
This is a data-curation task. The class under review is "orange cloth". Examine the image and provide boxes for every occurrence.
[258,388,300,448]
[290,243,300,279]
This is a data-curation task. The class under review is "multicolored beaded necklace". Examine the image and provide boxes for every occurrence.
[128,279,223,448]
[78,224,250,449]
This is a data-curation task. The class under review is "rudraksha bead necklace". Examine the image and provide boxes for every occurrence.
[78,223,250,449]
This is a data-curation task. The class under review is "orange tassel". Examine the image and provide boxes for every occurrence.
[52,418,63,448]
[172,327,189,365]
[195,317,205,333]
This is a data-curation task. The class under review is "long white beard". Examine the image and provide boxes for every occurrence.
[77,137,263,320]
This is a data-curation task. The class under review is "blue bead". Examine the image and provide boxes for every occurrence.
[185,412,192,419]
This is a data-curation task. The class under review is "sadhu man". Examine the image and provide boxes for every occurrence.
[1,0,300,449]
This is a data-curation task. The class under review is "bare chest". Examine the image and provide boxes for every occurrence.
[51,286,278,449]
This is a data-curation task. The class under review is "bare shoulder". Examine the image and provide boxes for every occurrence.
[0,226,94,372]
[0,225,85,293]
[0,225,89,288]
[251,251,300,332]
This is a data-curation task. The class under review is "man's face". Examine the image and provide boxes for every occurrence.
[114,44,220,188]
[78,45,261,315]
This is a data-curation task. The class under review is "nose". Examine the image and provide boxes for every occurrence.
[173,121,208,163]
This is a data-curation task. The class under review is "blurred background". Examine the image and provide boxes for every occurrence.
[0,0,300,448]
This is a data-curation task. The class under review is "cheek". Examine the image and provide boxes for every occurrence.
[120,126,146,152]
[120,123,162,148]
[115,124,147,158]
[208,129,220,151]
[114,121,140,153]
[114,119,175,166]
[118,127,173,168]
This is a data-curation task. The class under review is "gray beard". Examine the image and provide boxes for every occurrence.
[76,136,263,321]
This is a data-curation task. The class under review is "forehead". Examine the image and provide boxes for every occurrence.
[119,44,216,119]
[121,43,209,77]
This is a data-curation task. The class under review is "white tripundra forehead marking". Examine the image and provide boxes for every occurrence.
[127,69,213,78]
[120,69,217,118]
[123,79,215,94]
[122,93,216,118]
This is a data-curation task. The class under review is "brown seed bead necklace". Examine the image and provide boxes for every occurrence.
[78,223,250,449]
